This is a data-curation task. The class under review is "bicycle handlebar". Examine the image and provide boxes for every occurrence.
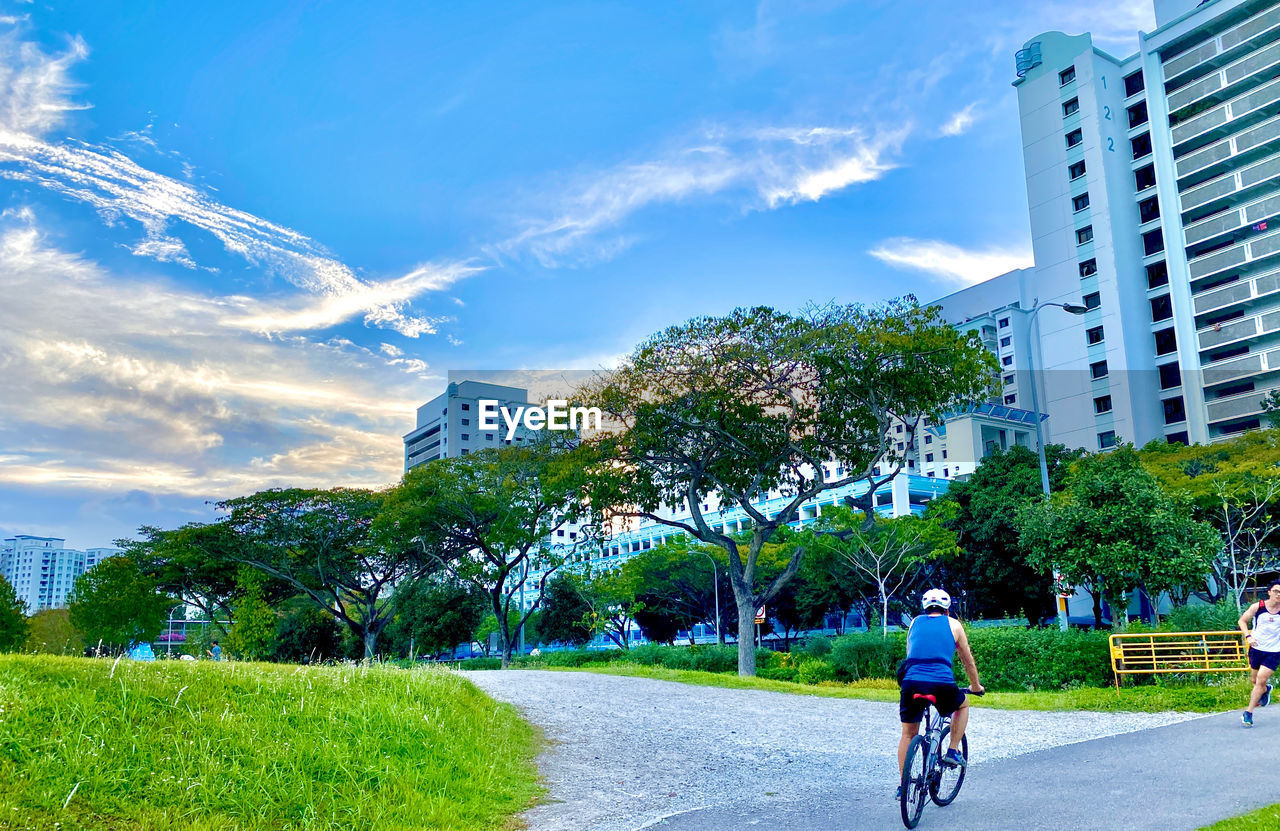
[961,687,986,696]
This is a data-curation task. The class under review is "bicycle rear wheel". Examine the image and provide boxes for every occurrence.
[900,735,929,828]
[930,729,968,806]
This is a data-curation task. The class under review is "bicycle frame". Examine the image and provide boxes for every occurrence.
[899,687,980,829]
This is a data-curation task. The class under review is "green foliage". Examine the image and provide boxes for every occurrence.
[226,568,276,661]
[795,659,836,685]
[0,656,540,829]
[1163,600,1242,633]
[798,635,833,658]
[1201,801,1280,830]
[0,577,27,652]
[69,558,176,653]
[537,573,595,647]
[1020,446,1220,628]
[23,609,82,655]
[965,627,1112,690]
[829,632,904,681]
[384,576,486,658]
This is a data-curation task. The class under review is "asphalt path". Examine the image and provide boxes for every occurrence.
[463,670,1271,831]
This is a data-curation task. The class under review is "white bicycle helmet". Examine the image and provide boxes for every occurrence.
[921,588,951,611]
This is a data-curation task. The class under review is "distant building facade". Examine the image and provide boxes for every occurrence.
[0,535,121,612]
[403,380,535,471]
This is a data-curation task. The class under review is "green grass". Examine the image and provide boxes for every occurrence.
[0,655,542,830]
[1201,803,1280,829]
[545,663,1255,712]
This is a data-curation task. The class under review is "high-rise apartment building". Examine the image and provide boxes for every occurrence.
[1012,0,1280,447]
[0,536,120,612]
[403,380,534,471]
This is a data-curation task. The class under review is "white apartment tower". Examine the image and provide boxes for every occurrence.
[1014,0,1280,446]
[0,536,119,612]
[403,380,534,471]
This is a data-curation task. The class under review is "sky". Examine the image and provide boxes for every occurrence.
[0,0,1156,548]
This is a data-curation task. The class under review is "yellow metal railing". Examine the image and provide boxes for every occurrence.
[1109,630,1249,690]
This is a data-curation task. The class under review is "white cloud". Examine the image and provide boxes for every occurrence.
[0,32,472,336]
[500,123,908,267]
[868,237,1033,287]
[939,102,981,138]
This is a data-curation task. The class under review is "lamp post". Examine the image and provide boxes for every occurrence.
[1013,299,1088,631]
[699,550,721,644]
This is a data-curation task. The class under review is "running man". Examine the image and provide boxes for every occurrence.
[897,588,984,797]
[1239,581,1280,727]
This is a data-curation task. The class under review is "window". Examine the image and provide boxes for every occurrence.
[1131,132,1152,159]
[1005,394,1017,404]
[1086,325,1105,345]
[1083,291,1101,310]
[1094,395,1113,414]
[461,403,470,410]
[1167,431,1190,445]
[1063,97,1080,117]
[942,450,948,459]
[1150,294,1173,322]
[460,433,469,441]
[1124,71,1144,97]
[1069,160,1087,180]
[1163,396,1186,425]
[924,435,932,444]
[999,318,1010,328]
[460,418,470,426]
[1072,193,1091,212]
[1127,100,1148,128]
[1154,328,1177,355]
[1098,430,1118,449]
[1091,360,1109,379]
[1000,336,1012,347]
[1159,362,1182,389]
[1143,228,1165,256]
[1076,225,1094,245]
[1002,355,1014,366]
[897,442,904,451]
[895,424,903,433]
[1147,261,1169,288]
[926,453,934,462]
[1139,196,1160,223]
[1079,258,1098,278]
[943,468,949,477]
[1060,66,1076,85]
[1065,128,1084,148]
[1003,373,1015,385]
[485,433,494,441]
[1134,164,1156,191]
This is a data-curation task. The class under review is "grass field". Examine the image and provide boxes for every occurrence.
[1201,803,1280,829]
[546,663,1256,713]
[0,655,542,830]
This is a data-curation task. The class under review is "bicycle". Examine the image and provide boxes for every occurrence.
[899,687,985,829]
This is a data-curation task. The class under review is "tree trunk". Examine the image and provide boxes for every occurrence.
[736,601,757,676]
[363,628,378,662]
[1092,591,1103,629]
[881,590,891,639]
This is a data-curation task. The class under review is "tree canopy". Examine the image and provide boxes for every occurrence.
[69,558,175,653]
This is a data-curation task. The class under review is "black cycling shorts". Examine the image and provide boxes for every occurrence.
[1249,647,1280,671]
[899,680,965,724]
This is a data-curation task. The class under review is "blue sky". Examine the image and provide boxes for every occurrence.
[0,0,1154,548]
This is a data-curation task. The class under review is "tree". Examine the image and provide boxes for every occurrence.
[273,598,344,663]
[0,578,26,652]
[537,573,595,647]
[617,540,727,646]
[69,558,176,653]
[385,435,603,667]
[928,444,1086,624]
[1141,431,1280,608]
[804,506,958,637]
[217,487,427,661]
[23,608,82,655]
[584,299,996,676]
[225,568,277,661]
[385,576,486,657]
[1019,447,1220,628]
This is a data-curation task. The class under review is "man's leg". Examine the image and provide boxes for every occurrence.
[948,699,970,751]
[1248,665,1275,713]
[898,722,920,775]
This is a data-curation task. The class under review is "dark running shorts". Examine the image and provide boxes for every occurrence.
[1249,647,1280,671]
[899,680,965,723]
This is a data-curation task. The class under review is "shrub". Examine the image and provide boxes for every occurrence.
[1163,600,1241,633]
[757,665,798,682]
[965,627,1111,690]
[458,657,502,670]
[797,635,833,658]
[796,659,836,685]
[829,633,905,681]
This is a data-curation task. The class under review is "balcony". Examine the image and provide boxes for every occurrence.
[1177,114,1280,185]
[1187,226,1280,281]
[1202,345,1280,386]
[1195,267,1280,315]
[1207,387,1270,423]
[1163,5,1280,87]
[1184,191,1280,248]
[1170,77,1280,152]
[1181,150,1280,215]
[1198,306,1280,350]
[1167,39,1280,116]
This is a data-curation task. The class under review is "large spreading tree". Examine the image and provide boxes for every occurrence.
[583,299,997,675]
[382,434,603,667]
[69,558,176,654]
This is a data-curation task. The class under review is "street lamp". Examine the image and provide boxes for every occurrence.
[1012,299,1087,631]
[699,550,721,645]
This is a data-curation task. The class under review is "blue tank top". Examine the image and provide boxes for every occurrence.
[904,614,955,684]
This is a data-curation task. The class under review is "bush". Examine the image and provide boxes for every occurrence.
[457,657,502,670]
[796,636,833,658]
[757,665,798,682]
[796,659,835,685]
[965,627,1111,690]
[829,633,905,681]
[1163,600,1241,633]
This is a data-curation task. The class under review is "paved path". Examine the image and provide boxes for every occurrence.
[462,670,1273,831]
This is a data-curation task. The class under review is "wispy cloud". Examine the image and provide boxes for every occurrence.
[868,237,1033,287]
[0,31,471,337]
[939,102,982,138]
[498,123,908,267]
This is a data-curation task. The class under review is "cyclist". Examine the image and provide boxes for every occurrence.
[1239,581,1280,727]
[897,588,983,796]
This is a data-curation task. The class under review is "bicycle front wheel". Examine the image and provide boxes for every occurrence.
[930,729,968,806]
[900,735,929,828]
